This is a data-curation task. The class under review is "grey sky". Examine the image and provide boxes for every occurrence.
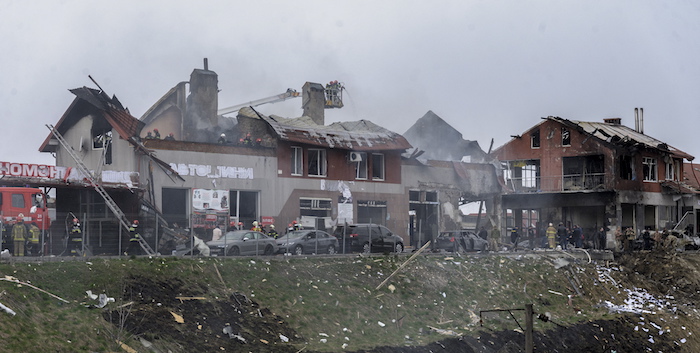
[2,0,699,165]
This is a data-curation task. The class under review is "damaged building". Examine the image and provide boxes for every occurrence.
[493,113,697,246]
[38,61,502,255]
[402,110,502,243]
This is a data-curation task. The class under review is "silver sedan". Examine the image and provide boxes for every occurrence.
[207,230,278,256]
[276,230,339,255]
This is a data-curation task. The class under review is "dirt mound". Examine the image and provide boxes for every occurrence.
[105,274,302,352]
[617,251,700,305]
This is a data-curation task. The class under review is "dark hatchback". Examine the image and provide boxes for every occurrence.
[333,223,404,254]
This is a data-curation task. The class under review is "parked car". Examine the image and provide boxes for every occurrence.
[276,230,339,255]
[207,230,277,256]
[333,223,404,254]
[434,230,489,252]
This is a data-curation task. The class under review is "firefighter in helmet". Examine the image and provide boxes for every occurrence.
[12,214,27,257]
[126,220,141,256]
[27,222,40,256]
[68,217,82,256]
[267,224,279,239]
[251,221,262,232]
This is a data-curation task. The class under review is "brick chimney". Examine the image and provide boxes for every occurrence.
[302,82,325,125]
[183,58,219,141]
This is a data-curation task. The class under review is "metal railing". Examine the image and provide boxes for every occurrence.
[506,173,606,193]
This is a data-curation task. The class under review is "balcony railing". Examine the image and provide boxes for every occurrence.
[506,173,606,193]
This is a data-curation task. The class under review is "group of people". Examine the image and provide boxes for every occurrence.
[543,223,608,251]
[614,227,679,253]
[1,214,42,256]
[211,220,304,242]
[144,128,175,140]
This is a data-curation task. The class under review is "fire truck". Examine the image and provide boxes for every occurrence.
[0,187,51,252]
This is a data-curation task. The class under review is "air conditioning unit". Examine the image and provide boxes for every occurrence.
[348,151,363,162]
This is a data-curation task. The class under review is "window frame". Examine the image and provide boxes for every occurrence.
[531,129,540,149]
[291,146,303,176]
[642,157,657,182]
[561,127,571,146]
[371,153,385,181]
[355,152,368,180]
[11,194,25,208]
[665,161,676,181]
[307,148,327,177]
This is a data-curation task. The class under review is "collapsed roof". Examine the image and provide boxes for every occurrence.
[38,87,182,180]
[403,110,488,162]
[239,107,412,151]
[551,116,694,161]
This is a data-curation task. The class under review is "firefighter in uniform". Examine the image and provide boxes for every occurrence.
[12,215,27,257]
[251,221,262,232]
[546,223,557,249]
[68,218,83,256]
[267,224,279,239]
[489,226,500,252]
[27,222,40,256]
[625,227,636,253]
[126,220,141,256]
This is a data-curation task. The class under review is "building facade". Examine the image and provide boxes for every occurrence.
[38,64,501,255]
[493,115,695,247]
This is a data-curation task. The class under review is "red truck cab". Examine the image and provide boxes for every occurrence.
[0,187,51,230]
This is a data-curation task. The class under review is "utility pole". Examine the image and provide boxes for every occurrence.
[525,304,533,353]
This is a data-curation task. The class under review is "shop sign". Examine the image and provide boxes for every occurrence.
[170,163,253,179]
[0,161,66,179]
[261,216,274,226]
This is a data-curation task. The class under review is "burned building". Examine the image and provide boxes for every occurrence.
[402,110,502,243]
[493,113,696,246]
[38,61,503,255]
[38,87,180,254]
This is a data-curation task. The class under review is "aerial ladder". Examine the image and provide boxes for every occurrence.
[217,81,346,115]
[46,124,156,256]
[218,88,300,116]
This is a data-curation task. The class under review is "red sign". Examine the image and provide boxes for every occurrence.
[261,216,274,226]
[0,161,66,179]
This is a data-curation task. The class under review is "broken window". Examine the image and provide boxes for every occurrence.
[643,157,657,182]
[619,155,634,180]
[371,153,385,180]
[665,160,677,181]
[504,160,540,191]
[355,152,368,180]
[162,188,188,226]
[92,128,111,149]
[308,149,327,177]
[300,197,332,218]
[531,129,540,148]
[561,127,571,146]
[230,190,259,227]
[91,127,113,165]
[291,146,303,176]
[562,155,604,190]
